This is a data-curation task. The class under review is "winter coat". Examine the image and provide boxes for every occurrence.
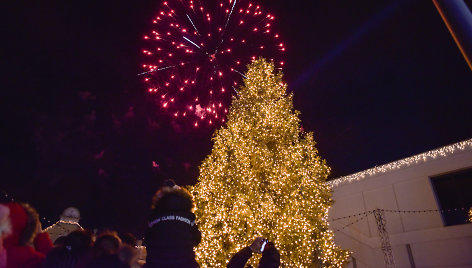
[227,247,253,268]
[4,203,53,268]
[144,187,201,268]
[227,243,280,268]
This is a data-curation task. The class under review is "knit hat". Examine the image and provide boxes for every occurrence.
[152,179,181,205]
[163,179,180,189]
[151,179,193,211]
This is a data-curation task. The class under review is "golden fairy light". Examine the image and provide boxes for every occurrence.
[329,139,472,188]
[190,58,349,267]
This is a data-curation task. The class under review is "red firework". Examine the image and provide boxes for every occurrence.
[141,0,285,127]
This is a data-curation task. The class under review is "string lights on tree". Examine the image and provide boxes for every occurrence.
[191,59,349,267]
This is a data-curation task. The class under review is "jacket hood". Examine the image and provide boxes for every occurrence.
[3,203,28,248]
[152,187,193,213]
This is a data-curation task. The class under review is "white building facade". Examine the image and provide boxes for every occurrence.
[328,139,472,268]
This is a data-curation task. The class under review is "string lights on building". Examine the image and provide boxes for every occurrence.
[329,139,472,188]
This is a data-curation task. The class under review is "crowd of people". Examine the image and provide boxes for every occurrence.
[0,180,280,268]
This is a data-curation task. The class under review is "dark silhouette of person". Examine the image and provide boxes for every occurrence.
[227,237,280,268]
[143,179,201,268]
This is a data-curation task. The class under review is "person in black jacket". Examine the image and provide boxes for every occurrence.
[88,232,129,268]
[227,238,280,268]
[144,179,201,268]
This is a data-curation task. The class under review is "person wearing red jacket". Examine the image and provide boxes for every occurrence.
[3,202,53,268]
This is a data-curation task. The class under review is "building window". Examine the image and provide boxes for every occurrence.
[430,167,472,226]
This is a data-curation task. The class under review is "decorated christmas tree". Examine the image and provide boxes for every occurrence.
[191,58,349,267]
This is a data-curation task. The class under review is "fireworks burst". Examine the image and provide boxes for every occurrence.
[141,0,285,126]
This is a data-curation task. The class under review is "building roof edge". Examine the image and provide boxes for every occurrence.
[328,138,472,188]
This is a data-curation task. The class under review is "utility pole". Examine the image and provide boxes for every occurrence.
[433,0,472,71]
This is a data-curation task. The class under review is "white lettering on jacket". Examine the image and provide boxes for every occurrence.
[148,215,195,228]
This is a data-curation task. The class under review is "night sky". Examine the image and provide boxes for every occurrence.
[2,0,471,236]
